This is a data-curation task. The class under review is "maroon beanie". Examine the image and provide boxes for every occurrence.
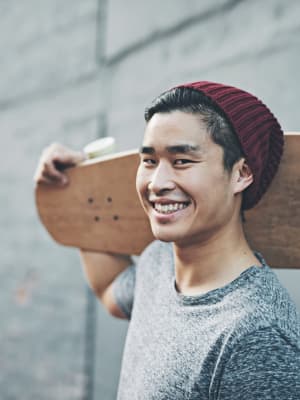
[177,81,284,210]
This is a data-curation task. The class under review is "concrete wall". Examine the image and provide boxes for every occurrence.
[1,1,299,399]
[0,1,112,399]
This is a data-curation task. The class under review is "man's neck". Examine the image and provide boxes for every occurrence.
[173,223,261,296]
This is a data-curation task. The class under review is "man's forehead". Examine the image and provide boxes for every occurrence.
[144,110,208,139]
[141,111,215,157]
[145,110,207,130]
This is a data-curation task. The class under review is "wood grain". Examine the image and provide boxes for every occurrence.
[245,132,299,268]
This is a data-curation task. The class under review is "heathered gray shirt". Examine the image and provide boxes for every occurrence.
[112,241,300,399]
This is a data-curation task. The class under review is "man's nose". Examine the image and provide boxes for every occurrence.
[147,161,176,193]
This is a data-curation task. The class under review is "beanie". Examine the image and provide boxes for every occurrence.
[177,81,284,210]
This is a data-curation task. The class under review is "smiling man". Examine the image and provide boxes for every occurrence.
[35,81,300,399]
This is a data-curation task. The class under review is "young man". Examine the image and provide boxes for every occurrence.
[35,81,300,399]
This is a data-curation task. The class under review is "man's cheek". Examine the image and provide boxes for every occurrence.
[136,168,149,193]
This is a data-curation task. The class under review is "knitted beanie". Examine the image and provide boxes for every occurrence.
[177,81,284,210]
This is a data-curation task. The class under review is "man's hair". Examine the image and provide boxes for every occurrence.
[144,87,244,172]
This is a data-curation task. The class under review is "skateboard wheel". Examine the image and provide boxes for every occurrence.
[83,137,115,159]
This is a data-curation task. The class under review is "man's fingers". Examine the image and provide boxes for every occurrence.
[36,176,54,186]
[34,143,86,187]
[34,162,60,184]
[52,149,86,166]
[34,170,68,186]
[44,160,67,181]
[44,165,69,185]
[34,159,68,186]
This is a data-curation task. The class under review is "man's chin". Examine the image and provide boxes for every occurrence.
[150,224,202,247]
[151,227,184,243]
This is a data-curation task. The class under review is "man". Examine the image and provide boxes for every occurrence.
[35,81,300,399]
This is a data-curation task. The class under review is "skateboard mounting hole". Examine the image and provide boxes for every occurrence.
[94,216,100,222]
[88,197,94,204]
[113,215,119,221]
[107,197,112,203]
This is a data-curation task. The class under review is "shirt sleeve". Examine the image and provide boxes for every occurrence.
[217,327,300,400]
[111,263,136,320]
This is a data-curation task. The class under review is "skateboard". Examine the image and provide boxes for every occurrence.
[244,132,299,269]
[35,150,154,255]
[35,133,300,268]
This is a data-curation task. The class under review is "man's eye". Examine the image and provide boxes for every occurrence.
[142,158,156,165]
[174,159,192,165]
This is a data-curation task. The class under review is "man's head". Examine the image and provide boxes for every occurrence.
[144,86,244,179]
[144,81,284,210]
[136,81,284,245]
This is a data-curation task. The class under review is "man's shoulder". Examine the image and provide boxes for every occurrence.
[140,240,173,261]
[135,240,173,276]
[229,264,300,343]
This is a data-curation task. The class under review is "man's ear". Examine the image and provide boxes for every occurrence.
[233,158,253,194]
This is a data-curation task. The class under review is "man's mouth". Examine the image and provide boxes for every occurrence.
[151,202,190,214]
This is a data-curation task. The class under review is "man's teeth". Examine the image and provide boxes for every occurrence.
[154,202,189,214]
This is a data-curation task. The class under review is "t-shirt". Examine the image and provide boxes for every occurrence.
[112,241,300,399]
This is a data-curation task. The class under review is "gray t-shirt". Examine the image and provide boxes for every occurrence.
[112,241,300,399]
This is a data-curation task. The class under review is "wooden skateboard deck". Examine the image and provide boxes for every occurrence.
[35,133,300,268]
[35,150,154,255]
[245,132,300,269]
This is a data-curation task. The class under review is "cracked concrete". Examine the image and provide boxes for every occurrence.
[105,0,244,64]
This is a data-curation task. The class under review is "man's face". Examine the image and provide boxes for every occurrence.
[136,111,239,246]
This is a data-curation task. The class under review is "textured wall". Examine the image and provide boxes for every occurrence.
[0,1,299,399]
[0,1,106,399]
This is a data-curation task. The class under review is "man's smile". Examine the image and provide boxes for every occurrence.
[151,201,191,214]
[148,195,191,215]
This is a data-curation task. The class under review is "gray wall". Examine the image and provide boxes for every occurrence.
[1,1,299,399]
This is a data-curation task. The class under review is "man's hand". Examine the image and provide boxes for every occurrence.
[34,143,86,186]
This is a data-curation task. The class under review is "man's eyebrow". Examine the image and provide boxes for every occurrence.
[166,144,201,154]
[140,146,155,154]
[139,144,202,155]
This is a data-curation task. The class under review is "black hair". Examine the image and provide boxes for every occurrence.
[144,87,244,172]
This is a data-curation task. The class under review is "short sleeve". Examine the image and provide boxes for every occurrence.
[111,264,136,320]
[216,327,300,400]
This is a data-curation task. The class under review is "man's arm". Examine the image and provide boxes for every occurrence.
[34,142,132,319]
[216,327,300,400]
[80,250,132,319]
